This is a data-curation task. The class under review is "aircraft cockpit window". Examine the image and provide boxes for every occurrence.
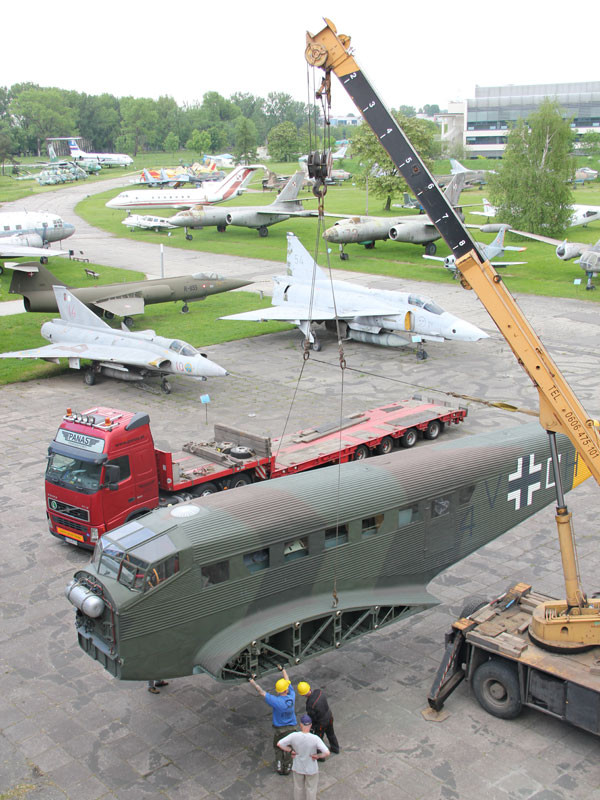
[129,534,177,564]
[362,514,384,537]
[180,344,198,357]
[284,538,308,562]
[243,548,269,574]
[408,295,425,308]
[96,540,126,580]
[324,525,348,549]
[398,504,421,527]
[118,552,149,591]
[201,560,229,587]
[423,301,443,315]
[431,495,451,518]
[169,340,186,353]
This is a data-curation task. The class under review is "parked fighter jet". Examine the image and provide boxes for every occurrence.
[323,174,465,259]
[0,286,228,392]
[0,211,75,261]
[7,262,250,324]
[505,229,600,290]
[170,172,315,238]
[423,224,527,278]
[221,233,487,358]
[122,214,177,232]
[65,422,590,682]
[106,166,261,211]
[470,199,600,229]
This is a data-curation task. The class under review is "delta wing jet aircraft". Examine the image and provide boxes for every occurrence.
[0,286,228,392]
[323,173,465,259]
[221,233,487,358]
[170,171,314,238]
[65,423,590,682]
[7,262,250,323]
[106,166,261,211]
[0,211,75,260]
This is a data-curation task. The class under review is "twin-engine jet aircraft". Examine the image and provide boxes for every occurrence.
[221,233,488,358]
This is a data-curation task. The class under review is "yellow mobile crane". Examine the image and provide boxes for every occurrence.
[305,19,600,729]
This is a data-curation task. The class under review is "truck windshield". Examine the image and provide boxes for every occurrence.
[92,522,179,592]
[46,452,102,493]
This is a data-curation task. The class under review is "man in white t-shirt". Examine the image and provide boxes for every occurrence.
[277,714,330,800]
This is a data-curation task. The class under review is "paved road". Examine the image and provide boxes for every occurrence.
[2,181,600,799]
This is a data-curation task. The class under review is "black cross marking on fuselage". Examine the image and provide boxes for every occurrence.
[507,454,542,511]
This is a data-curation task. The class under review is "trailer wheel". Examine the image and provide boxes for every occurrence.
[400,428,418,448]
[424,420,444,440]
[353,445,369,461]
[376,436,394,455]
[472,660,522,720]
[229,474,252,489]
[192,482,218,497]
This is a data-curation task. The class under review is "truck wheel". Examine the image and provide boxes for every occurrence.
[424,420,444,440]
[376,436,394,455]
[400,428,418,448]
[472,660,522,720]
[229,474,252,489]
[193,482,218,497]
[354,445,369,461]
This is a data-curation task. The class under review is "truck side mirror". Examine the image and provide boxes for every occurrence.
[104,463,121,490]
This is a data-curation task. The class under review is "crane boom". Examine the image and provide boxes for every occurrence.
[306,18,600,646]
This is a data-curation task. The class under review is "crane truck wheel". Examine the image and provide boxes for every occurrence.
[472,660,522,720]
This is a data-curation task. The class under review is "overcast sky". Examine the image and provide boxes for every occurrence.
[4,1,596,117]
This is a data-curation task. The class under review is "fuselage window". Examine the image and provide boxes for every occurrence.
[431,495,452,518]
[398,504,421,527]
[244,548,269,573]
[458,485,475,505]
[284,538,308,562]
[362,514,384,537]
[324,525,349,548]
[201,560,229,586]
[146,554,180,589]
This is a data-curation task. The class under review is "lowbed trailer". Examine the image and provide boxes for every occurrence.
[428,584,600,736]
[158,396,467,492]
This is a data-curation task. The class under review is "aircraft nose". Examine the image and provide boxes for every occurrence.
[105,196,121,209]
[198,355,228,377]
[445,316,489,341]
[322,226,340,243]
[63,223,76,238]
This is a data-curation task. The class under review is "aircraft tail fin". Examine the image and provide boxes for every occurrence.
[67,139,84,157]
[9,262,66,298]
[482,198,495,216]
[443,172,465,206]
[274,172,305,203]
[286,233,326,281]
[216,165,258,200]
[450,158,468,174]
[53,285,110,329]
[48,143,58,162]
[487,224,509,253]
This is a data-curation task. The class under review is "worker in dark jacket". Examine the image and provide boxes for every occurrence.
[297,681,340,754]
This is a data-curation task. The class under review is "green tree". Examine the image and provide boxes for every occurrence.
[164,131,179,155]
[352,111,437,209]
[10,88,76,155]
[397,105,416,118]
[185,129,211,155]
[579,131,600,159]
[267,121,299,162]
[234,117,257,164]
[120,97,159,155]
[489,100,574,236]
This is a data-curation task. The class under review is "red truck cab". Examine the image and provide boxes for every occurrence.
[46,407,159,548]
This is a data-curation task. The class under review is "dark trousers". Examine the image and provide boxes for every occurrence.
[273,724,296,771]
[313,715,339,753]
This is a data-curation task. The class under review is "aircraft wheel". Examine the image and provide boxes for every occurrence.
[217,225,227,233]
[353,445,369,461]
[376,436,394,455]
[181,304,190,314]
[472,660,522,720]
[416,347,428,361]
[258,226,269,237]
[312,339,322,352]
[40,256,49,265]
[84,369,96,386]
[364,241,375,249]
[340,252,349,261]
[425,243,437,256]
[104,310,114,320]
[161,378,171,394]
[186,234,193,241]
[424,420,444,440]
[123,316,134,328]
[400,428,418,448]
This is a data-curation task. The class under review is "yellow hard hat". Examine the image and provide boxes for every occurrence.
[297,681,311,696]
[275,678,291,694]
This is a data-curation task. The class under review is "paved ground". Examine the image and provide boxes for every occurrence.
[2,181,600,799]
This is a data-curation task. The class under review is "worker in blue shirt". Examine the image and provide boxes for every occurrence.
[249,665,296,774]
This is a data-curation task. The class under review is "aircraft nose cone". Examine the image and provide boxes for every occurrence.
[63,223,76,239]
[322,226,340,243]
[198,355,228,377]
[171,213,191,226]
[446,317,489,341]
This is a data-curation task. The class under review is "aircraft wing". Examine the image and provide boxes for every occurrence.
[92,294,146,317]
[508,229,562,247]
[0,342,163,371]
[221,301,401,323]
[0,244,69,258]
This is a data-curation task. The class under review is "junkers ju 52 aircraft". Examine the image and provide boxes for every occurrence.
[65,423,590,683]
